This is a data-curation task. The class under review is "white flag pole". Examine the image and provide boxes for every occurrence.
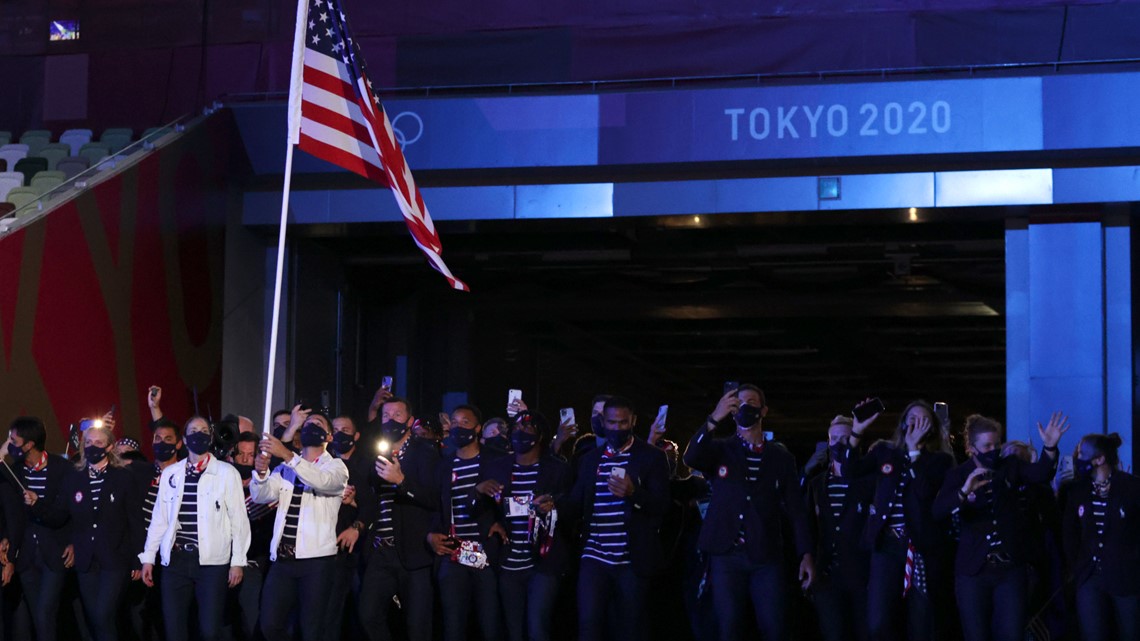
[262,0,310,439]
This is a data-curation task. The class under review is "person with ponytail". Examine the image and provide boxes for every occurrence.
[1063,432,1140,641]
[59,423,145,641]
[834,399,954,641]
[933,413,1068,641]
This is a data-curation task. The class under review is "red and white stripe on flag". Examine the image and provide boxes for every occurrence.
[292,0,468,291]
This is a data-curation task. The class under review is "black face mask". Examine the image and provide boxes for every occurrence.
[153,441,178,462]
[7,442,27,461]
[380,419,408,441]
[828,442,846,463]
[485,434,511,452]
[272,425,288,440]
[976,449,1001,469]
[233,463,254,480]
[330,431,355,455]
[300,423,328,448]
[735,403,762,429]
[85,445,108,465]
[185,431,213,456]
[511,430,538,455]
[1074,457,1096,480]
[447,427,478,449]
[605,427,632,452]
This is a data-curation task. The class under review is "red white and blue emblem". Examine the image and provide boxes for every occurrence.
[881,463,894,475]
[718,465,728,479]
[74,491,83,503]
[1078,505,1085,518]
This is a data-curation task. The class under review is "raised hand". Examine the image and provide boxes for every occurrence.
[962,466,992,495]
[905,415,932,451]
[711,389,742,424]
[852,398,881,436]
[1036,411,1071,450]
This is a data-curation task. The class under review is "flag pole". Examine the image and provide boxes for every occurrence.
[262,0,310,439]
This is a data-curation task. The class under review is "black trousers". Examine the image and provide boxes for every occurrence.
[358,545,434,641]
[812,574,869,641]
[260,554,336,641]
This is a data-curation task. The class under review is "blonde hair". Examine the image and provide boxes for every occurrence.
[74,425,125,471]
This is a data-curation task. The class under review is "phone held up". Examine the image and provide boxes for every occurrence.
[852,397,886,423]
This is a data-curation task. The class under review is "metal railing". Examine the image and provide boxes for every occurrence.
[0,113,198,235]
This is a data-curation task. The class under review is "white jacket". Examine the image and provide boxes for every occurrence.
[138,456,251,568]
[250,450,348,561]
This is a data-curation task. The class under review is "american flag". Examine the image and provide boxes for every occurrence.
[290,0,469,291]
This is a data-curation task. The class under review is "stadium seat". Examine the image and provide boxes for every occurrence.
[6,186,38,211]
[100,128,134,154]
[0,202,14,218]
[56,156,90,180]
[30,170,65,195]
[13,158,48,184]
[78,142,110,166]
[0,144,28,170]
[19,130,51,156]
[0,173,21,201]
[60,129,93,156]
[35,143,71,170]
[0,131,10,146]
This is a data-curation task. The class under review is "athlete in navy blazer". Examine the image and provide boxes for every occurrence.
[683,385,813,641]
[1063,432,1140,641]
[835,400,954,641]
[60,424,146,641]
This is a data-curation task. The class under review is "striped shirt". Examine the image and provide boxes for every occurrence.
[736,442,764,543]
[87,465,107,513]
[373,440,409,539]
[450,455,481,541]
[24,452,49,500]
[144,465,163,530]
[280,474,305,550]
[887,469,909,532]
[502,462,539,572]
[980,483,1004,552]
[1091,495,1108,563]
[582,449,631,566]
[175,467,203,547]
[826,475,848,570]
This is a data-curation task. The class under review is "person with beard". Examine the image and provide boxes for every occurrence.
[932,413,1065,641]
[563,396,671,641]
[1064,432,1140,641]
[59,423,145,641]
[682,385,814,641]
[473,410,572,641]
[139,416,250,641]
[357,396,441,641]
[833,400,954,641]
[228,432,276,640]
[427,404,507,641]
[2,416,74,641]
[252,411,348,641]
[326,415,372,638]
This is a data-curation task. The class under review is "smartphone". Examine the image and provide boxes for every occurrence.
[934,402,950,426]
[852,398,886,422]
[560,408,576,426]
[381,376,393,391]
[507,389,523,417]
[108,404,116,416]
[149,387,159,399]
[655,405,669,432]
[320,390,331,413]
[723,381,739,396]
[610,467,626,479]
[297,400,311,412]
[763,431,774,441]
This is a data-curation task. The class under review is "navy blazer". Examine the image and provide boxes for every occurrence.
[429,449,505,567]
[5,454,75,573]
[806,470,876,588]
[60,465,145,572]
[475,453,574,575]
[563,438,671,578]
[683,430,813,564]
[1063,471,1140,596]
[837,442,953,556]
[361,436,441,570]
[933,453,1056,577]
